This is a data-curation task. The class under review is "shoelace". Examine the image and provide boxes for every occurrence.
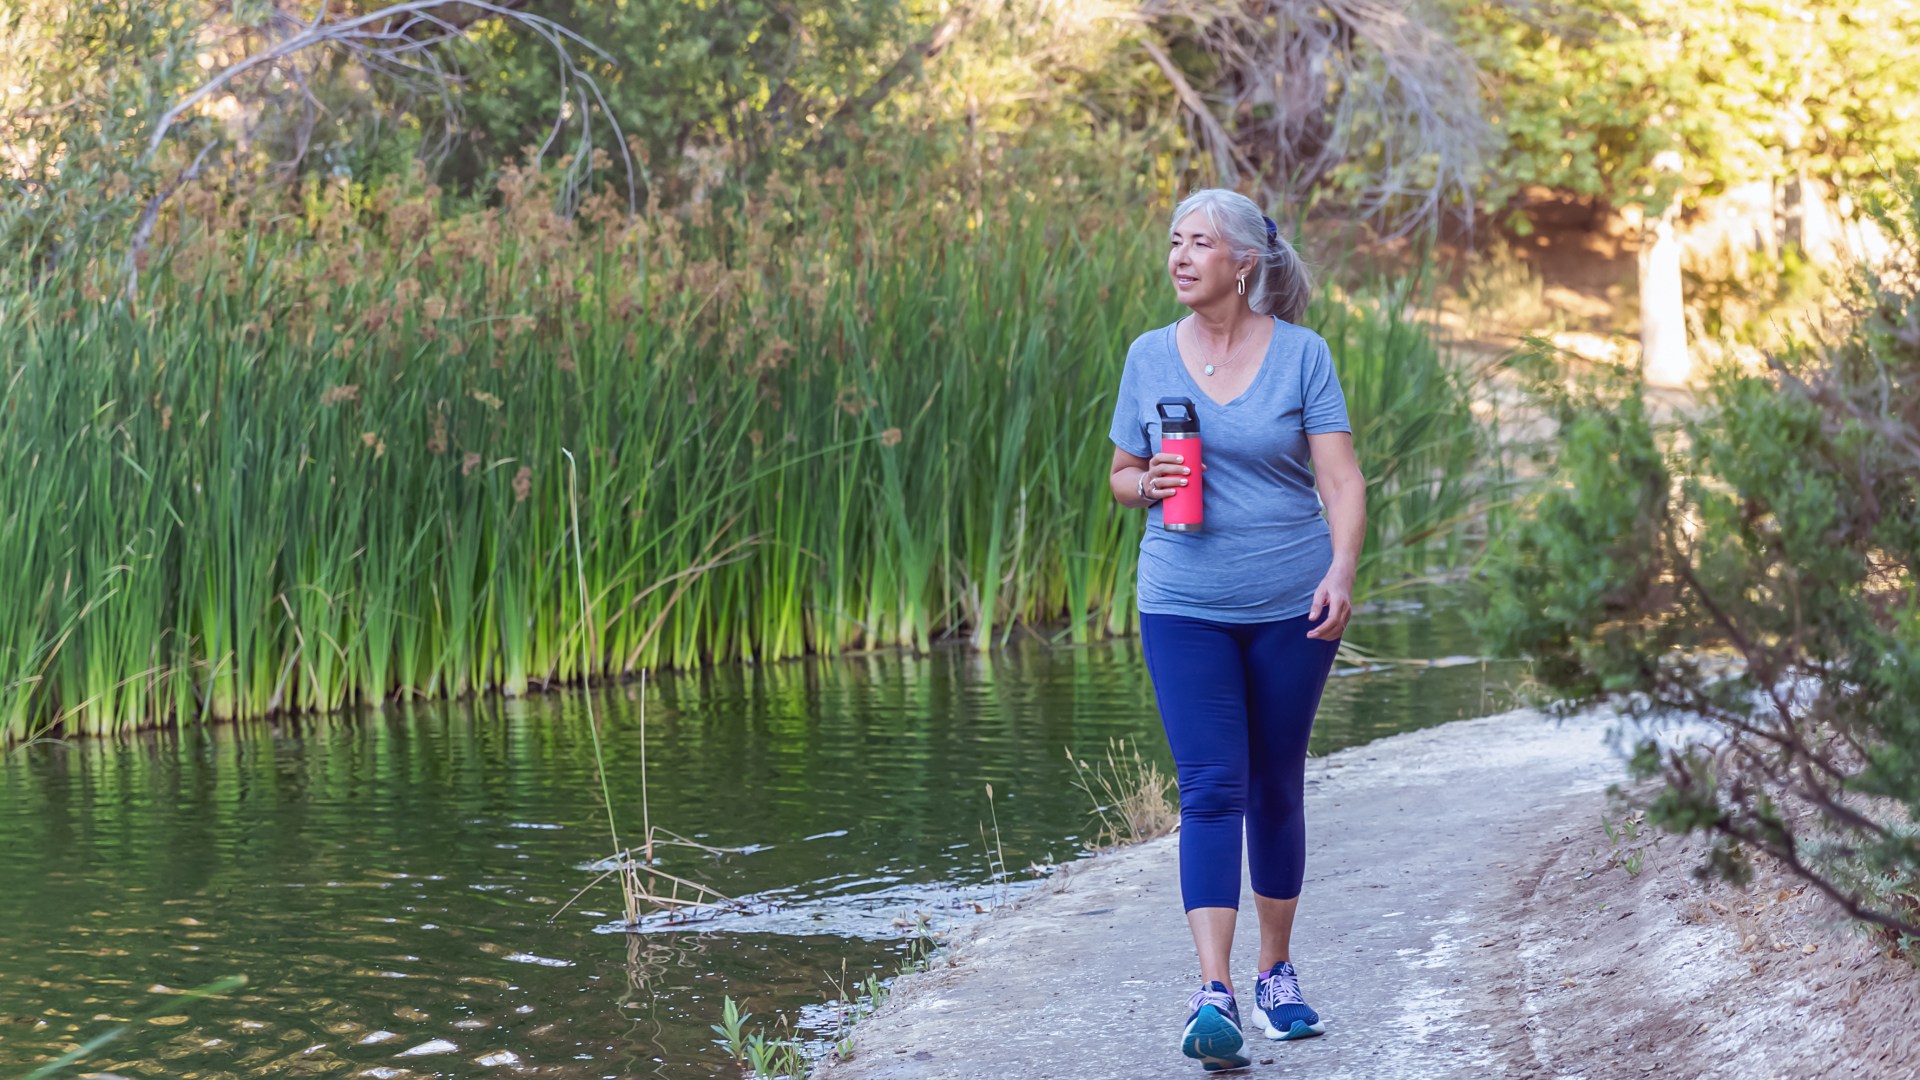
[1257,965,1305,1010]
[1187,984,1235,1017]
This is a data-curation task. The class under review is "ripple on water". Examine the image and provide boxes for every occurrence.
[502,952,573,967]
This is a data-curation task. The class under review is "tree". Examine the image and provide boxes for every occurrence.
[1479,176,1920,948]
[1447,0,1920,224]
[1138,0,1497,238]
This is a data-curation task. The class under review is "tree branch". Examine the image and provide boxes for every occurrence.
[812,3,978,147]
[1139,34,1247,185]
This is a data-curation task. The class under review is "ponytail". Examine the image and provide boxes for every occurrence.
[1255,214,1312,324]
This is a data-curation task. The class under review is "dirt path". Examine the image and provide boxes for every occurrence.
[816,707,1918,1079]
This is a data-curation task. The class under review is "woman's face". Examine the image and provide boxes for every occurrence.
[1167,212,1250,308]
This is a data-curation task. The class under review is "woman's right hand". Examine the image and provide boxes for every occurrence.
[1142,452,1194,502]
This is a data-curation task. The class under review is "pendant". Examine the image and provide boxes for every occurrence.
[1204,364,1216,376]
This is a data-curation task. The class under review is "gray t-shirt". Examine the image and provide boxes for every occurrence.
[1107,315,1352,623]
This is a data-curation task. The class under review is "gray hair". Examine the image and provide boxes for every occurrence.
[1168,189,1312,324]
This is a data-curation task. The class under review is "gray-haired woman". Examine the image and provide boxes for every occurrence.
[1106,189,1366,1072]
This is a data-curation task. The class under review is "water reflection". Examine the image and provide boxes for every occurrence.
[0,597,1524,1077]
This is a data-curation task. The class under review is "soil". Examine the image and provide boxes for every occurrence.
[1498,801,1920,1079]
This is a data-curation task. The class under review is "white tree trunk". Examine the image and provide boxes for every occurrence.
[1639,206,1690,387]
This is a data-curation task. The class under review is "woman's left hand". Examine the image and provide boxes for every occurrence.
[1306,570,1353,641]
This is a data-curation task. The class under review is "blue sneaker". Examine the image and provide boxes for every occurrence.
[1254,960,1325,1040]
[1180,980,1250,1072]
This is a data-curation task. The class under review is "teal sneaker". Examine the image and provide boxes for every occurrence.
[1253,960,1325,1040]
[1180,980,1250,1072]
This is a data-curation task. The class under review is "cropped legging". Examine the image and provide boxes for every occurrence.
[1140,611,1341,911]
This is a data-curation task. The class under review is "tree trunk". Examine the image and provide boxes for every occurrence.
[1639,203,1690,387]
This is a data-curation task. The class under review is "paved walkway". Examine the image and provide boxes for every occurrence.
[818,706,1625,1080]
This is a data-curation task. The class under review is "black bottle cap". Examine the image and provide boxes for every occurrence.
[1156,397,1199,437]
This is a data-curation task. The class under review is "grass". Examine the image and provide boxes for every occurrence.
[0,159,1495,740]
[712,918,937,1076]
[1065,737,1180,849]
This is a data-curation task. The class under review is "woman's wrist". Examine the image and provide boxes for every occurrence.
[1136,467,1161,507]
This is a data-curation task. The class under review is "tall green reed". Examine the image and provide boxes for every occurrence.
[0,162,1492,740]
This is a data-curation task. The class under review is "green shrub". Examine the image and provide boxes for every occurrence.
[1478,176,1920,948]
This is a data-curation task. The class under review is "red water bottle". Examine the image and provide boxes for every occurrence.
[1157,397,1203,532]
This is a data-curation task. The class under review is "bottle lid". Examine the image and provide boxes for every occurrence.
[1156,397,1199,437]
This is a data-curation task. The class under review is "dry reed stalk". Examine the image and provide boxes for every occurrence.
[563,447,640,926]
[1066,738,1178,849]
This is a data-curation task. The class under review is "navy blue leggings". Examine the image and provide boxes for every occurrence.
[1140,611,1341,911]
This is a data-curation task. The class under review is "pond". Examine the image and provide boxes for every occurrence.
[0,596,1526,1078]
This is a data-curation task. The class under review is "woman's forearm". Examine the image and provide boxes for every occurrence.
[1324,482,1365,580]
[1112,465,1154,509]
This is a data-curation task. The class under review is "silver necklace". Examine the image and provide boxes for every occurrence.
[1189,319,1249,377]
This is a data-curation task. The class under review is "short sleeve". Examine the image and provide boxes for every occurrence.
[1107,347,1151,458]
[1302,336,1351,435]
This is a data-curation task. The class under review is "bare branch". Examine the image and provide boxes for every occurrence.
[1135,0,1494,237]
[811,3,980,150]
[124,0,635,274]
[125,139,219,302]
[1138,35,1249,185]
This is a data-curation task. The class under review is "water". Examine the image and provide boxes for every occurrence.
[0,597,1524,1078]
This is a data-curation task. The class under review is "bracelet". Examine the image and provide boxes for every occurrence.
[1136,470,1152,504]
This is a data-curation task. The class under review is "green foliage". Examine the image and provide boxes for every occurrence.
[1445,0,1670,208]
[1475,354,1669,698]
[0,0,203,265]
[0,150,1491,740]
[1446,0,1920,220]
[1477,173,1920,946]
[456,0,912,178]
[714,967,894,1076]
[1685,241,1828,351]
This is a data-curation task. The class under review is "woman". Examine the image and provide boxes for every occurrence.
[1107,188,1365,1073]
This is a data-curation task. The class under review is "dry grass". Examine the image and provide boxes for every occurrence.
[1065,738,1179,849]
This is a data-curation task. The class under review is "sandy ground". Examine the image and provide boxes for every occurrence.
[815,707,1918,1079]
[1503,801,1919,1079]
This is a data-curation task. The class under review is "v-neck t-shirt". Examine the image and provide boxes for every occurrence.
[1107,315,1352,623]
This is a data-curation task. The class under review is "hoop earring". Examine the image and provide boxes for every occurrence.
[1236,275,1247,296]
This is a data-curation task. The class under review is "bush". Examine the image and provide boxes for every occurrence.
[1478,176,1920,949]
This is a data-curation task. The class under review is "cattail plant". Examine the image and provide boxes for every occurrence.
[0,153,1492,741]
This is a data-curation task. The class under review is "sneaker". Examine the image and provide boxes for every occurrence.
[1180,980,1250,1072]
[1253,960,1325,1040]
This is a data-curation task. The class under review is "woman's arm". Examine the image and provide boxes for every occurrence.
[1110,447,1153,508]
[1110,446,1191,509]
[1306,431,1365,640]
